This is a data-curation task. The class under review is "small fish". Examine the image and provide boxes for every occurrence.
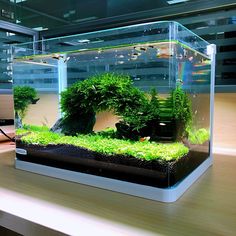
[77,39,90,43]
[131,56,138,61]
[134,46,146,51]
[140,136,150,142]
[159,122,166,126]
[177,54,183,59]
[133,52,141,56]
[177,79,183,84]
[52,54,63,60]
[189,56,193,61]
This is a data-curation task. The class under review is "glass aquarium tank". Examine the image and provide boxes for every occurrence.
[12,21,216,202]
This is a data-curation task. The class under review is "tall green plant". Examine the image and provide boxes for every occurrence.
[170,86,192,139]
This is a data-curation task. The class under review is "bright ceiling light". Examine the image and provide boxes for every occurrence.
[167,0,189,4]
[32,26,48,31]
[10,0,27,3]
[77,39,90,43]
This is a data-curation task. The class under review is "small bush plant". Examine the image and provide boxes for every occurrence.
[13,86,38,118]
[13,86,38,128]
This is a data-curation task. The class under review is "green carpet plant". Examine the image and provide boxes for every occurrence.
[16,126,189,162]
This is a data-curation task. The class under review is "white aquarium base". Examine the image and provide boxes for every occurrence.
[15,156,213,202]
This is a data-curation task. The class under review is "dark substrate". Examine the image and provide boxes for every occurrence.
[16,141,209,188]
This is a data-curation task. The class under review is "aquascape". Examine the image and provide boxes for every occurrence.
[13,21,215,202]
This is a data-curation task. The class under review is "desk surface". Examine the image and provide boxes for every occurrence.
[0,148,235,236]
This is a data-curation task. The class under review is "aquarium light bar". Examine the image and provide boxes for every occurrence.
[19,61,57,67]
[167,0,189,4]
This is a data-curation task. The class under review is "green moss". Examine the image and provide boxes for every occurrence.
[187,127,210,145]
[16,127,189,162]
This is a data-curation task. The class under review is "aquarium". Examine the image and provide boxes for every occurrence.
[12,21,216,202]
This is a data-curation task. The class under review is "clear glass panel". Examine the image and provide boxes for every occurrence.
[12,21,212,189]
[0,28,33,124]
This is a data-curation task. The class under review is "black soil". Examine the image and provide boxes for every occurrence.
[16,141,209,188]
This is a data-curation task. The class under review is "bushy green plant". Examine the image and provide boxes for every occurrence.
[120,88,160,131]
[13,86,38,118]
[60,73,149,135]
[16,127,189,161]
[61,73,146,116]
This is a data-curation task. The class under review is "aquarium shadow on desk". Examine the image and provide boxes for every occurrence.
[15,142,210,189]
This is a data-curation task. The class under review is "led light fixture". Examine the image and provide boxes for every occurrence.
[167,0,189,4]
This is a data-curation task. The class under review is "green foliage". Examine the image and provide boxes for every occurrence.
[121,88,160,132]
[61,73,146,116]
[186,127,210,144]
[149,88,160,116]
[93,73,145,113]
[61,78,98,116]
[13,86,38,118]
[17,127,189,161]
[170,86,193,140]
[60,72,192,140]
[60,73,150,135]
[171,86,192,125]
